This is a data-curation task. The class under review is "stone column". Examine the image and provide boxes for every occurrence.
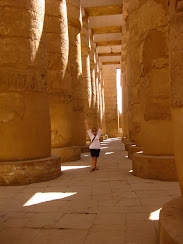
[126,0,143,157]
[90,35,97,127]
[159,4,183,243]
[121,0,130,144]
[95,59,101,129]
[169,0,183,196]
[0,0,61,185]
[45,0,80,162]
[67,0,86,146]
[81,14,92,142]
[132,0,177,181]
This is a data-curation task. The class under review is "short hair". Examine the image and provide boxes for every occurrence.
[92,127,97,131]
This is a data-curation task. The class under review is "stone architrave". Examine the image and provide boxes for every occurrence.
[0,0,61,185]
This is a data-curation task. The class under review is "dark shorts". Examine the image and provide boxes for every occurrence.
[90,149,100,158]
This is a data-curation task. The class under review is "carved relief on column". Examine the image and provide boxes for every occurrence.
[0,0,51,161]
[45,0,73,148]
[121,0,130,139]
[90,33,97,127]
[138,0,173,156]
[81,14,92,139]
[67,0,86,146]
[169,0,183,195]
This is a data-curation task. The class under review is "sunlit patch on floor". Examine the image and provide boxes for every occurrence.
[105,152,114,155]
[62,166,90,171]
[23,192,77,207]
[125,156,128,158]
[101,147,109,149]
[129,169,133,173]
[83,155,89,157]
[149,208,162,220]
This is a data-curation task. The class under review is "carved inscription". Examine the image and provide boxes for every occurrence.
[0,71,47,92]
[49,91,72,104]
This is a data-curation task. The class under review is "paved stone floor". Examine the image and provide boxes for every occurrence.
[0,138,181,244]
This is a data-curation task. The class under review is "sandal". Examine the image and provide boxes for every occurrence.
[94,167,99,170]
[90,168,95,172]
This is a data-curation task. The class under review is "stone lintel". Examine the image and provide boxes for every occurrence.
[96,40,121,46]
[92,26,122,34]
[98,52,121,57]
[85,5,122,17]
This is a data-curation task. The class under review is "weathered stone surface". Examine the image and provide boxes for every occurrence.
[159,197,183,244]
[0,156,61,186]
[139,0,173,156]
[169,0,183,198]
[51,146,81,163]
[0,0,51,161]
[128,145,143,159]
[67,0,86,146]
[133,152,178,181]
[45,0,73,148]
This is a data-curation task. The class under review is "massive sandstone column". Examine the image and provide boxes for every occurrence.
[95,59,101,129]
[121,0,130,143]
[90,35,97,127]
[81,14,92,141]
[45,0,80,162]
[0,0,61,185]
[132,0,177,181]
[169,0,183,196]
[67,0,86,146]
[159,3,183,243]
[126,0,143,157]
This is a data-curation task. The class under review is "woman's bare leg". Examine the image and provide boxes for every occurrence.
[92,157,96,169]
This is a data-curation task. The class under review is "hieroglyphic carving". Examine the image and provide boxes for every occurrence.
[48,91,72,104]
[0,70,47,92]
[144,95,171,121]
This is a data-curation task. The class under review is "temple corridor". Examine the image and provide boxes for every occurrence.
[0,138,180,244]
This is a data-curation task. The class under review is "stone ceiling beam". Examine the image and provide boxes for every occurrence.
[96,40,121,46]
[85,5,122,17]
[94,33,122,42]
[98,52,121,56]
[92,26,122,34]
[81,0,123,8]
[102,61,120,65]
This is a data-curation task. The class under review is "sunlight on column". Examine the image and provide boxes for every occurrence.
[149,208,162,220]
[23,192,77,207]
[62,166,90,171]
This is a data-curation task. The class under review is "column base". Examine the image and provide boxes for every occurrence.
[159,197,183,244]
[0,155,61,186]
[132,152,178,181]
[102,135,108,140]
[51,146,81,163]
[128,145,143,159]
[81,145,90,153]
[124,140,135,151]
[122,137,127,143]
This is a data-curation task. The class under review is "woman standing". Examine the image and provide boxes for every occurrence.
[84,120,103,172]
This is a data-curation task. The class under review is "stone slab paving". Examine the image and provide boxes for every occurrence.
[0,138,181,244]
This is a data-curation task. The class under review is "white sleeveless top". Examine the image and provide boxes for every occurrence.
[87,129,102,149]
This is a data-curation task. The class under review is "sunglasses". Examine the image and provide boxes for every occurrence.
[93,130,97,132]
